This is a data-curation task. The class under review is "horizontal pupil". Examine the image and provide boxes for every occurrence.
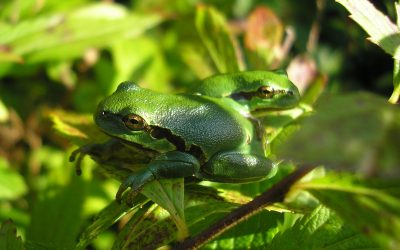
[130,119,139,124]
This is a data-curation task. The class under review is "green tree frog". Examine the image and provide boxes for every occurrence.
[194,70,300,117]
[94,82,276,204]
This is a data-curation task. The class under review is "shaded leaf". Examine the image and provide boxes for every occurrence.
[113,187,239,249]
[278,92,400,177]
[26,176,86,250]
[112,203,175,250]
[0,220,25,250]
[76,194,148,249]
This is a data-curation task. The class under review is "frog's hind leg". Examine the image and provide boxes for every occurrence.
[116,151,200,205]
[199,151,276,183]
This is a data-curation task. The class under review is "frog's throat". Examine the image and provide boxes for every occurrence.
[103,131,159,155]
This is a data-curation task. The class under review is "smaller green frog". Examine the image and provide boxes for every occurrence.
[93,82,276,204]
[194,70,300,117]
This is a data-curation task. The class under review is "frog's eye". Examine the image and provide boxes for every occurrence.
[123,114,147,131]
[257,86,274,98]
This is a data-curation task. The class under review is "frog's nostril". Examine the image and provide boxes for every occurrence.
[287,90,293,96]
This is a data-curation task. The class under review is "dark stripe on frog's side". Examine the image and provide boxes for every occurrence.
[149,125,206,163]
[229,89,289,101]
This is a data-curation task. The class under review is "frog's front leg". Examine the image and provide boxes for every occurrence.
[69,139,123,175]
[199,151,276,183]
[116,151,200,205]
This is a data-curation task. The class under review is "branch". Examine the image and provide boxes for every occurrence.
[172,165,316,250]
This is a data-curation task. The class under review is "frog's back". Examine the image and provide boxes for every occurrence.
[195,71,291,97]
[101,82,256,157]
[155,94,253,155]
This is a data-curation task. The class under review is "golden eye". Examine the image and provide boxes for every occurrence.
[123,114,147,131]
[257,86,274,98]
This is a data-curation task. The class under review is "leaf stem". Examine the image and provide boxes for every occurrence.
[389,59,400,104]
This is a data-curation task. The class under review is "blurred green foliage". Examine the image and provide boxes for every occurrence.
[0,0,399,249]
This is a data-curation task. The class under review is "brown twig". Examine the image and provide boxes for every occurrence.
[172,165,315,250]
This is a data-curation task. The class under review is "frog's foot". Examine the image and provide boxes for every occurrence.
[116,170,155,206]
[116,151,201,206]
[69,147,88,176]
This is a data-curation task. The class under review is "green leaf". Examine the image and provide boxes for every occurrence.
[278,92,400,176]
[112,187,239,249]
[49,110,107,146]
[180,43,215,79]
[0,50,23,63]
[390,59,400,104]
[110,37,171,94]
[244,6,285,69]
[142,178,188,240]
[195,5,242,73]
[26,176,86,250]
[0,158,27,200]
[202,210,283,249]
[112,203,175,250]
[76,194,148,249]
[1,3,163,63]
[270,205,378,249]
[336,0,400,59]
[299,173,400,249]
[0,220,25,250]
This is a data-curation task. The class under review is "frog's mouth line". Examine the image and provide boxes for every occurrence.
[229,89,292,101]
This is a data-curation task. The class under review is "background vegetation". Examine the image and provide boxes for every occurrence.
[1,0,399,249]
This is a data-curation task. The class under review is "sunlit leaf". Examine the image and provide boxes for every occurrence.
[0,158,27,200]
[142,179,188,240]
[0,3,163,63]
[390,58,400,104]
[111,37,171,94]
[245,6,285,68]
[49,109,106,146]
[195,5,242,73]
[336,0,400,59]
[0,50,23,63]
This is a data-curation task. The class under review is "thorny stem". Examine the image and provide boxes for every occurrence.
[172,165,316,250]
